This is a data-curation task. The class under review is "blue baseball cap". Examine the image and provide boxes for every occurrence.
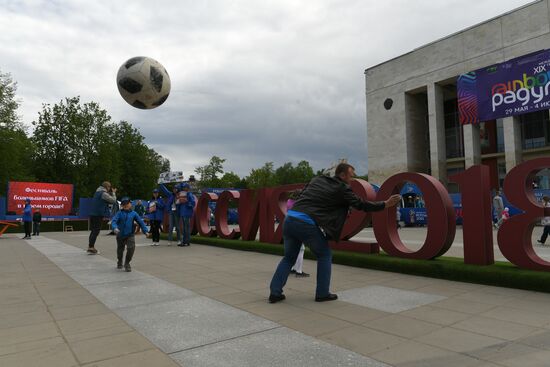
[152,188,159,193]
[120,197,131,205]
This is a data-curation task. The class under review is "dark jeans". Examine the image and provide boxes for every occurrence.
[88,216,103,247]
[24,221,32,237]
[116,235,136,265]
[181,217,191,244]
[270,216,332,298]
[33,222,40,235]
[168,211,181,242]
[540,225,550,244]
[150,220,161,242]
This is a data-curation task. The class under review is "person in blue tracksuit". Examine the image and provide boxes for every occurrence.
[176,183,195,247]
[146,189,165,246]
[22,198,32,239]
[159,184,181,245]
[111,197,149,272]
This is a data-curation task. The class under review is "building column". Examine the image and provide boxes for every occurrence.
[427,83,446,184]
[501,116,522,172]
[463,123,481,169]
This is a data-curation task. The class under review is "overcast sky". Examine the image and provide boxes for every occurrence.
[0,0,533,178]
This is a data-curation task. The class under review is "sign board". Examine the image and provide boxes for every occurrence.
[458,49,550,124]
[7,182,74,216]
[158,171,184,184]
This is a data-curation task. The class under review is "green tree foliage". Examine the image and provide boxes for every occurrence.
[246,162,277,189]
[274,160,314,185]
[0,71,34,195]
[195,156,226,188]
[31,97,169,200]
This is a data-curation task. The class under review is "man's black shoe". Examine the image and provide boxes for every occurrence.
[315,293,338,302]
[268,294,286,303]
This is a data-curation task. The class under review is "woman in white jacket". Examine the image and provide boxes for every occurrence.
[537,196,550,245]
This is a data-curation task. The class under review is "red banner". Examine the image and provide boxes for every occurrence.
[8,182,74,216]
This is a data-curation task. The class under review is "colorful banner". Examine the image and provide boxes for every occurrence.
[458,49,550,124]
[158,171,184,184]
[7,182,74,216]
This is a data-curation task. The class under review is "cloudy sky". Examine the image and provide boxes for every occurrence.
[0,0,533,177]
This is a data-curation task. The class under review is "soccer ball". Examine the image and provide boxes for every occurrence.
[116,56,171,109]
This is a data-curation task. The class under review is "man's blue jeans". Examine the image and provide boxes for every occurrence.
[181,217,191,244]
[168,211,181,242]
[270,216,332,298]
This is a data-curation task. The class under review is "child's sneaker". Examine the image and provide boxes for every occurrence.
[124,263,131,272]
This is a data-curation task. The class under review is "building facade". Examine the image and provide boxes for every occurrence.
[365,0,550,191]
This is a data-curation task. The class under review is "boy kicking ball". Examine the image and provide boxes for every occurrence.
[111,197,149,272]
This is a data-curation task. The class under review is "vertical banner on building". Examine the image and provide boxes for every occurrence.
[7,182,74,216]
[458,49,550,124]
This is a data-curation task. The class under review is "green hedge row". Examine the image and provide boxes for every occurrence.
[186,235,550,293]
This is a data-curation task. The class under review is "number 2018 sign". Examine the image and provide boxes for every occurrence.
[190,158,550,272]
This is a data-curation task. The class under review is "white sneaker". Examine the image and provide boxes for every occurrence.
[150,242,156,247]
[154,242,160,246]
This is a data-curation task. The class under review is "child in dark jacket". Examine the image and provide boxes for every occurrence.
[32,208,42,236]
[111,197,149,272]
[147,189,165,246]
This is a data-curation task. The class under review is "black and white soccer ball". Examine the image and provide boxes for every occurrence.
[116,56,171,109]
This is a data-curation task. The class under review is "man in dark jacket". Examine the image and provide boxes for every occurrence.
[269,163,401,303]
[88,181,117,254]
[32,208,42,236]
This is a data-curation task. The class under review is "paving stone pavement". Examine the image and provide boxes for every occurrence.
[3,230,550,366]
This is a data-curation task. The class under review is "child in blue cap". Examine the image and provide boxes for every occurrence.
[111,197,149,272]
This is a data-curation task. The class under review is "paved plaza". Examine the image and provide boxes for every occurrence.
[3,229,550,366]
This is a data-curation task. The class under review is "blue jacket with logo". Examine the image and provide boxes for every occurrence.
[111,209,148,238]
[178,191,196,218]
[159,184,178,214]
[22,203,32,222]
[146,198,165,221]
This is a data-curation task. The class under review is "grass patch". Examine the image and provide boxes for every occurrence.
[188,235,550,293]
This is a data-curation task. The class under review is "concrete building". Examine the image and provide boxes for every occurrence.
[365,0,550,191]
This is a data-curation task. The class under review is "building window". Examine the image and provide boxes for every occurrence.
[496,119,505,153]
[497,162,506,189]
[444,100,464,158]
[520,110,550,150]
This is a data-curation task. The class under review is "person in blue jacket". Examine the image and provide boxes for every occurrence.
[176,183,195,247]
[159,184,181,245]
[111,197,149,272]
[22,198,32,239]
[147,188,165,246]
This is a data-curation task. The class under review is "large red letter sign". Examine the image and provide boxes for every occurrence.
[449,165,494,265]
[498,158,550,271]
[215,190,241,240]
[373,173,455,259]
[329,179,380,254]
[238,189,261,241]
[196,192,217,237]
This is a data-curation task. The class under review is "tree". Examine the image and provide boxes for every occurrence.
[218,171,241,188]
[246,162,276,189]
[31,97,170,201]
[274,161,315,185]
[195,156,225,188]
[0,71,34,195]
[0,71,22,130]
